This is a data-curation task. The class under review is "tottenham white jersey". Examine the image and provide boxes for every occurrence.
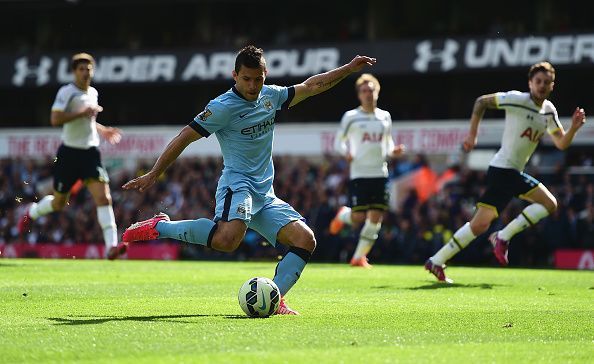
[334,106,395,179]
[51,83,100,149]
[490,91,562,171]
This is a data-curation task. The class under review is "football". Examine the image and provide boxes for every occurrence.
[238,277,280,318]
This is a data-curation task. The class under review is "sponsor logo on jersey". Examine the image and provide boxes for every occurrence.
[520,127,544,143]
[362,132,384,143]
[241,118,275,139]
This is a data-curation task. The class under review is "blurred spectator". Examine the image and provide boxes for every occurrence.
[1,156,593,265]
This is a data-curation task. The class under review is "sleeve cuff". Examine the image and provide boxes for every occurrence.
[547,127,561,135]
[281,86,295,110]
[189,120,211,138]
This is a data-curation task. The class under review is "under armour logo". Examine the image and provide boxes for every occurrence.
[12,56,53,86]
[413,40,459,72]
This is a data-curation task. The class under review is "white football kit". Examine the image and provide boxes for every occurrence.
[491,91,562,171]
[334,106,395,180]
[51,83,100,149]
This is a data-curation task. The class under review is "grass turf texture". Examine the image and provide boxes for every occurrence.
[0,259,592,363]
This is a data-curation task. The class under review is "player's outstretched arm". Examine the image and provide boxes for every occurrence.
[289,55,376,107]
[550,107,587,150]
[463,94,498,152]
[122,126,202,192]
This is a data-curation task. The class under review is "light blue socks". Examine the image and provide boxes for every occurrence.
[273,247,311,296]
[156,219,217,246]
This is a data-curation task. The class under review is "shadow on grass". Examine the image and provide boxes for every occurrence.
[405,282,502,290]
[0,262,25,267]
[47,313,249,325]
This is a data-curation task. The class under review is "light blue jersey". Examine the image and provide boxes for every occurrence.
[190,85,295,197]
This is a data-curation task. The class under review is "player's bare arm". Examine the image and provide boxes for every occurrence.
[290,55,376,107]
[50,105,103,126]
[96,123,123,145]
[463,94,498,152]
[122,126,202,192]
[550,107,587,150]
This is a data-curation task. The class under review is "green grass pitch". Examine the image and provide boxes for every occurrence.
[1,259,592,363]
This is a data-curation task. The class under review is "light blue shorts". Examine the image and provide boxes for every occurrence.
[213,187,303,246]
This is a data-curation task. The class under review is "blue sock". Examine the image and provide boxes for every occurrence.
[273,247,311,296]
[156,219,216,246]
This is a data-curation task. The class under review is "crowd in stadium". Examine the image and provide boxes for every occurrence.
[2,155,592,266]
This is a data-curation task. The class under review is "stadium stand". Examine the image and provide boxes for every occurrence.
[2,155,592,265]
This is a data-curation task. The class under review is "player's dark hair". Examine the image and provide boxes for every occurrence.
[235,45,266,73]
[528,61,555,81]
[71,53,95,70]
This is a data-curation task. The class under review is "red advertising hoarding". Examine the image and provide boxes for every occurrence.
[554,249,594,270]
[0,243,179,260]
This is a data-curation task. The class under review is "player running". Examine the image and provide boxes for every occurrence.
[425,61,587,282]
[121,45,376,314]
[329,73,404,268]
[17,53,125,260]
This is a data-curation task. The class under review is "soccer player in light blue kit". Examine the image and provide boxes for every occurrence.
[122,45,376,315]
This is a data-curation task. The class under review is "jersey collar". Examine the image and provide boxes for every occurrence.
[232,85,259,102]
[71,82,89,93]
